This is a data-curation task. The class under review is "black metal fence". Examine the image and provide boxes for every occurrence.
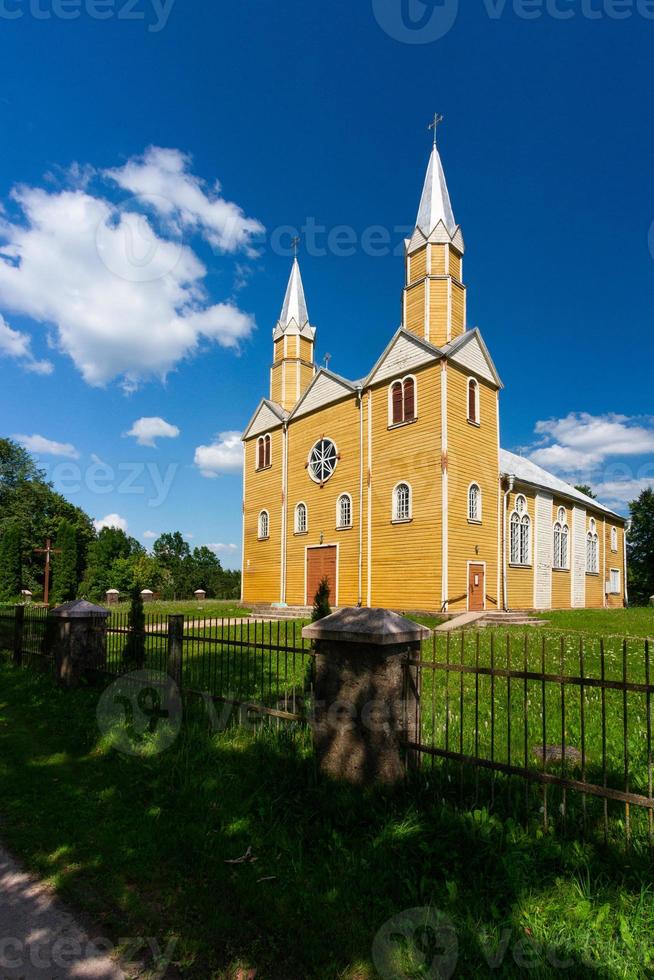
[409,629,654,853]
[2,605,653,851]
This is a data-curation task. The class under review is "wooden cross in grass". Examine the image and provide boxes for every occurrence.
[33,537,61,606]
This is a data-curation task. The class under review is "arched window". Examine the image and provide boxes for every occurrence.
[510,495,530,565]
[258,510,269,540]
[468,483,482,522]
[389,376,417,426]
[611,526,618,552]
[393,482,412,522]
[337,493,352,529]
[467,378,480,424]
[586,519,599,574]
[553,520,569,570]
[256,433,271,470]
[295,502,307,534]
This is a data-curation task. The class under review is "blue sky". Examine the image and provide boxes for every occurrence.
[1,0,653,567]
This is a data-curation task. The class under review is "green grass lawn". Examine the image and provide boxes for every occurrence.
[536,608,654,638]
[0,661,653,978]
[108,599,251,621]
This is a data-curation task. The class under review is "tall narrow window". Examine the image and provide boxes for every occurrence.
[393,483,412,522]
[610,568,621,594]
[611,526,618,552]
[467,378,479,424]
[553,508,569,570]
[337,494,352,529]
[586,519,599,574]
[389,376,417,426]
[295,503,307,534]
[468,483,481,522]
[258,510,269,540]
[256,434,272,470]
[403,377,416,421]
[510,495,530,565]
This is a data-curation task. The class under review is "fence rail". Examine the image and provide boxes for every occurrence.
[2,605,653,851]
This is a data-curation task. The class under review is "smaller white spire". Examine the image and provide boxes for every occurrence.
[415,143,456,238]
[279,258,309,328]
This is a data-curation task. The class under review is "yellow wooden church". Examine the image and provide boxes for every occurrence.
[241,133,627,613]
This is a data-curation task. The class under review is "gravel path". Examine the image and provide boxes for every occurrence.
[0,845,124,979]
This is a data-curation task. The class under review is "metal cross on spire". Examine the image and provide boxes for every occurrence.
[291,235,300,258]
[428,112,444,146]
[34,536,61,607]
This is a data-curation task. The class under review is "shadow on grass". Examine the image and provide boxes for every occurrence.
[0,664,652,978]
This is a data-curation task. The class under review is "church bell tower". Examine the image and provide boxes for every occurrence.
[403,116,467,348]
[270,254,316,411]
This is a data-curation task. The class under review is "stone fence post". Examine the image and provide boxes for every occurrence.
[167,614,184,689]
[302,608,431,786]
[49,599,110,687]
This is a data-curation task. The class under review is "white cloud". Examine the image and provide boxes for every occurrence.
[207,542,238,553]
[126,416,180,447]
[194,430,243,477]
[13,433,79,459]
[0,155,261,389]
[94,513,128,532]
[592,479,654,508]
[0,314,53,375]
[105,147,264,255]
[143,530,158,539]
[530,413,654,471]
[183,532,194,540]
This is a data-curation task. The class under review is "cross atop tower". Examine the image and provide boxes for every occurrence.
[428,112,444,146]
[291,235,300,258]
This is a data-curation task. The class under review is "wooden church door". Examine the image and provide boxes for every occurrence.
[468,563,485,611]
[306,547,337,606]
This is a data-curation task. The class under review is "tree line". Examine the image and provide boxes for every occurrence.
[0,438,240,604]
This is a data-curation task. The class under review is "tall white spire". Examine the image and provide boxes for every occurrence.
[415,143,456,238]
[279,257,309,328]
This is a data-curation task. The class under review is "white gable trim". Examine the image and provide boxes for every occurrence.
[366,329,440,388]
[242,400,286,440]
[288,369,355,421]
[446,330,502,388]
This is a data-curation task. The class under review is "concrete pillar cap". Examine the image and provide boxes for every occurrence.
[50,599,110,619]
[302,607,431,646]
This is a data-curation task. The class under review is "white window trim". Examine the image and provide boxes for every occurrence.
[387,374,418,428]
[336,492,353,530]
[258,509,270,541]
[509,497,531,566]
[392,481,413,523]
[307,437,339,485]
[586,518,600,575]
[467,481,482,524]
[609,567,621,595]
[611,526,618,553]
[553,521,570,571]
[256,433,272,471]
[467,376,481,426]
[294,501,308,535]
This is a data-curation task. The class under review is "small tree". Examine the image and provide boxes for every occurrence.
[575,484,597,500]
[311,576,332,622]
[52,519,78,603]
[0,523,23,600]
[124,586,146,669]
[627,487,654,605]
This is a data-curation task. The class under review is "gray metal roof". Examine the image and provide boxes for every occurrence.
[500,449,623,520]
[415,144,457,238]
[279,257,309,328]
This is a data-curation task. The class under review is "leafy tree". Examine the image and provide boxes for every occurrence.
[311,576,332,622]
[575,484,597,500]
[124,587,146,669]
[52,519,78,603]
[80,526,144,600]
[153,532,191,599]
[627,488,654,605]
[0,523,23,600]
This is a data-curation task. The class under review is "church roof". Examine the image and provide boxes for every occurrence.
[415,143,457,238]
[500,449,624,520]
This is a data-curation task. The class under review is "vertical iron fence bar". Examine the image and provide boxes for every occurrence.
[474,631,480,804]
[431,632,436,768]
[13,605,24,667]
[646,638,653,855]
[490,630,496,809]
[523,632,529,825]
[623,637,630,848]
[444,631,450,785]
[560,635,567,831]
[459,630,465,803]
[579,635,587,834]
[601,638,608,843]
[506,631,512,813]
[541,633,548,832]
